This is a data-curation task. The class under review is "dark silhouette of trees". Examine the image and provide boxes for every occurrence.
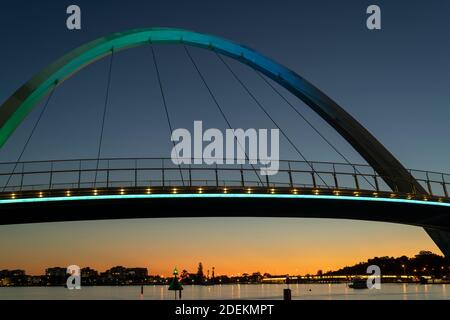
[325,251,449,278]
[196,262,205,284]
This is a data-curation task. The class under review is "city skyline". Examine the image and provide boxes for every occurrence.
[2,248,446,278]
[0,218,440,276]
[0,250,444,285]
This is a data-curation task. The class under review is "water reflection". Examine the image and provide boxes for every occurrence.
[0,284,450,300]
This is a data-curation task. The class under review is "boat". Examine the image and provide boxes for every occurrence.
[348,277,368,289]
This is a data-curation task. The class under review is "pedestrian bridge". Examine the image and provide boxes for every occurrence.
[0,157,449,229]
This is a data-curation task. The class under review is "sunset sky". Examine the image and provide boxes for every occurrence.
[0,1,449,277]
[0,218,440,276]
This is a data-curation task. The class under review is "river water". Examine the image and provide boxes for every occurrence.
[0,283,449,300]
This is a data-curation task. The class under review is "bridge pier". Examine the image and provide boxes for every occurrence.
[425,228,450,262]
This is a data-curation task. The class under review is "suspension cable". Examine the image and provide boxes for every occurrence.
[183,46,263,185]
[151,46,185,186]
[94,48,115,187]
[254,70,376,190]
[215,53,330,188]
[2,80,58,192]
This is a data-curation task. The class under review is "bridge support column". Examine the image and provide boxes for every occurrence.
[425,228,450,262]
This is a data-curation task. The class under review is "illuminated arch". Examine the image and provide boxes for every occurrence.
[0,27,448,256]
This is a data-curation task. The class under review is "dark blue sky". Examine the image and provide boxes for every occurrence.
[0,0,449,172]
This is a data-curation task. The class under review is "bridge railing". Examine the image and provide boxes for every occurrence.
[0,158,448,198]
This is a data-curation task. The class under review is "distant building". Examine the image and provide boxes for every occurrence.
[0,269,28,286]
[1,269,25,277]
[101,266,149,285]
[81,267,98,278]
[109,266,127,278]
[45,267,67,286]
[45,267,66,277]
[0,278,11,286]
[127,268,148,278]
[29,276,44,286]
[81,267,98,286]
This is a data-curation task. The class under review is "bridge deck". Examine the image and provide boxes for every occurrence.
[1,158,449,198]
[0,186,449,228]
[1,158,449,227]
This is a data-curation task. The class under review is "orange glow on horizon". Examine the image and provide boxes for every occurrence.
[0,218,441,276]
